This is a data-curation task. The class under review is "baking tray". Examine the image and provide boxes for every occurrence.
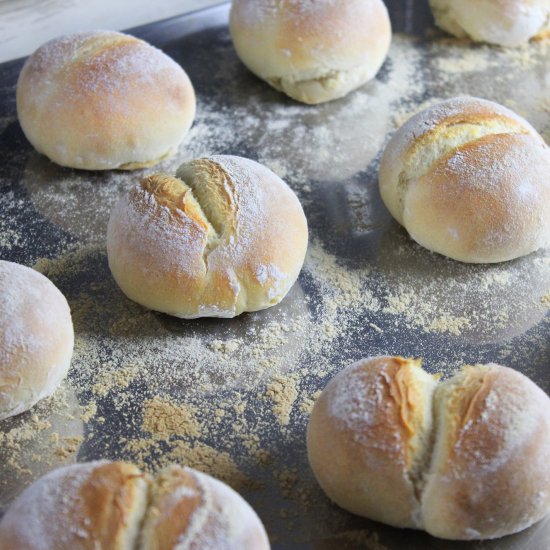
[1,1,550,548]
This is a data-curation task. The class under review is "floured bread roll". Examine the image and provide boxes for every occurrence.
[429,0,550,47]
[0,260,74,420]
[229,0,392,104]
[307,356,550,540]
[16,30,196,170]
[379,96,550,263]
[106,155,308,318]
[0,461,270,549]
[141,464,270,549]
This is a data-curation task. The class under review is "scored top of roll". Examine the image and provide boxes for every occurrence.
[0,461,271,549]
[379,96,550,263]
[307,356,550,540]
[106,155,308,318]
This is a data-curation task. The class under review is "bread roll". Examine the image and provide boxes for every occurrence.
[0,461,148,549]
[429,0,550,47]
[140,465,270,549]
[0,260,74,420]
[0,461,270,550]
[229,0,392,104]
[423,363,550,540]
[307,357,550,540]
[379,96,550,263]
[106,155,308,318]
[16,30,196,170]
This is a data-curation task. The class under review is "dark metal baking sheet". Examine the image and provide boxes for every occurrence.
[1,2,550,549]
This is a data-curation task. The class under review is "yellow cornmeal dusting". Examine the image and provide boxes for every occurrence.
[211,339,241,354]
[166,441,254,490]
[80,402,98,423]
[90,363,141,397]
[264,375,299,426]
[51,435,84,459]
[0,388,83,510]
[0,415,51,475]
[142,397,201,440]
[241,433,272,466]
[428,316,471,336]
[299,391,322,415]
[119,436,251,490]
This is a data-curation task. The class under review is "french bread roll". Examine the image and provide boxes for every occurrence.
[0,260,74,420]
[429,0,550,47]
[16,31,196,170]
[229,0,392,104]
[0,461,270,549]
[106,155,308,318]
[379,96,550,263]
[140,465,270,549]
[307,356,550,540]
[0,461,148,550]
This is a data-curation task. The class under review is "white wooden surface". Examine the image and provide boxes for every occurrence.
[0,0,223,62]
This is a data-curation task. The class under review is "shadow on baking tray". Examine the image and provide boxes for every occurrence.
[33,245,312,390]
[271,513,550,550]
[0,384,83,515]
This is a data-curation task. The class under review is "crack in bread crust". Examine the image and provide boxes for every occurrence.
[396,117,531,220]
[139,164,249,317]
[176,159,238,241]
[380,358,438,513]
[138,172,226,270]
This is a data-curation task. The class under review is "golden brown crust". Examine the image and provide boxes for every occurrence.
[0,462,270,550]
[140,467,203,550]
[406,133,550,263]
[139,174,217,240]
[0,461,149,550]
[423,364,550,539]
[308,358,550,540]
[229,0,391,104]
[16,30,195,170]
[77,463,147,548]
[379,96,550,263]
[307,356,438,528]
[107,155,308,318]
[140,466,270,550]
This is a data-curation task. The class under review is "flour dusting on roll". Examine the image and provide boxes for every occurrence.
[0,461,148,549]
[429,0,550,47]
[423,363,550,540]
[379,96,550,263]
[0,260,74,420]
[0,461,270,549]
[141,465,271,549]
[16,31,196,170]
[106,155,308,318]
[307,356,550,540]
[229,0,392,104]
[307,357,438,530]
